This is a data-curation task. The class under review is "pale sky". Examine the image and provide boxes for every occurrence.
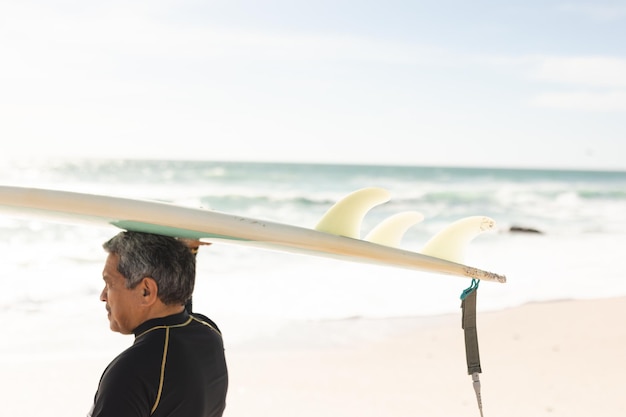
[1,0,625,170]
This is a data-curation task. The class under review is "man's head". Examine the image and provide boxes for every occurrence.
[100,231,196,334]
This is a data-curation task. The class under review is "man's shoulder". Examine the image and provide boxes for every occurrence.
[189,313,222,335]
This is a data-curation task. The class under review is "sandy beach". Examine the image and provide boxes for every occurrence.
[225,297,626,417]
[2,297,625,417]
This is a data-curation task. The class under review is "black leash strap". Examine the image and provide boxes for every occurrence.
[461,279,484,417]
[462,285,482,374]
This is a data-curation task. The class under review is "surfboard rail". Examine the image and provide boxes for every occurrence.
[0,185,506,283]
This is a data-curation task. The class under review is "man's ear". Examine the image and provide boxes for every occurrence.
[139,277,159,306]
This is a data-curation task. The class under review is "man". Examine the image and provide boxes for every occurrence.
[88,231,228,417]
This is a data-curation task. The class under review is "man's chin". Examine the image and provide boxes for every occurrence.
[108,319,121,333]
[109,322,133,335]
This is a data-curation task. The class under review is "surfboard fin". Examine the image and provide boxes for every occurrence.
[364,211,424,247]
[315,187,391,238]
[420,216,495,263]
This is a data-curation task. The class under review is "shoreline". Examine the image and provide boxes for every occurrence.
[1,297,625,417]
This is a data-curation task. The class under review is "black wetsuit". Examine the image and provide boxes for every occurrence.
[89,311,228,417]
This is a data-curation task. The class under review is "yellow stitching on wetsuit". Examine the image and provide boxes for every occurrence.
[138,315,219,415]
[150,327,170,415]
[136,317,193,339]
[190,316,221,336]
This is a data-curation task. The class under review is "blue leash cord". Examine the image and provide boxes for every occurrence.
[460,278,480,300]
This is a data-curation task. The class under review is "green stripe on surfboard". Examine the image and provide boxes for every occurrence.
[113,220,250,242]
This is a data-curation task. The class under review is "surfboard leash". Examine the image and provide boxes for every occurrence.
[461,279,484,417]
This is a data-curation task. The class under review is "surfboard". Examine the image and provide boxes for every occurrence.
[0,185,506,283]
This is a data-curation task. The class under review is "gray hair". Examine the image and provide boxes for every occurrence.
[103,231,196,305]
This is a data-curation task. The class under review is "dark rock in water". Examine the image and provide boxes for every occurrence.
[509,226,543,234]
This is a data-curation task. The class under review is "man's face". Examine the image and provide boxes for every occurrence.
[100,253,145,334]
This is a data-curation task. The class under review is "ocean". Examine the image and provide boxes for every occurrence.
[1,159,626,354]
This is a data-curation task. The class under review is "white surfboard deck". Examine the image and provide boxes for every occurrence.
[0,185,506,283]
